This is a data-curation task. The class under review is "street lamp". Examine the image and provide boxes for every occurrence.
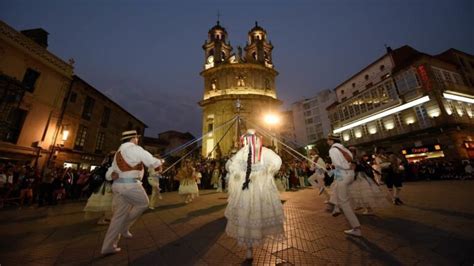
[263,113,280,151]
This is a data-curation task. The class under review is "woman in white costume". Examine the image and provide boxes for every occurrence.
[84,153,114,225]
[175,160,199,204]
[349,151,389,215]
[225,129,285,260]
[147,167,163,210]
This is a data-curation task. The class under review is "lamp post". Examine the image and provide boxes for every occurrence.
[263,113,280,152]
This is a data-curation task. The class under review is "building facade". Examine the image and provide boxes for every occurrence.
[0,20,148,170]
[0,21,73,169]
[328,45,474,162]
[199,22,281,157]
[292,89,336,147]
[54,76,147,170]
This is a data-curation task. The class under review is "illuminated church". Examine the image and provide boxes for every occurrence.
[199,21,282,157]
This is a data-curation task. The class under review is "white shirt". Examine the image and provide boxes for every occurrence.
[309,155,326,171]
[329,143,352,170]
[106,142,162,181]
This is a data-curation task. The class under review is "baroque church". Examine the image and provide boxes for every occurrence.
[199,21,281,157]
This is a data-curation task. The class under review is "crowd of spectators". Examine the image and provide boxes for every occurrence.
[1,155,472,209]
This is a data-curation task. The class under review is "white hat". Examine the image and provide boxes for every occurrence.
[121,130,140,141]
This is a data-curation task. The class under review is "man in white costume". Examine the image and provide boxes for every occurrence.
[101,130,163,255]
[327,133,362,237]
[307,149,329,201]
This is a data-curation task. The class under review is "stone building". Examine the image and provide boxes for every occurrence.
[199,21,281,157]
[0,21,73,168]
[328,45,474,162]
[55,76,147,170]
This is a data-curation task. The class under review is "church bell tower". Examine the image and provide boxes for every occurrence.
[199,21,281,158]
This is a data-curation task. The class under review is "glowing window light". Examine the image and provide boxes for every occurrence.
[354,130,362,138]
[384,120,395,130]
[333,96,430,134]
[405,117,415,125]
[343,133,350,141]
[443,91,474,104]
[428,108,440,118]
[61,130,70,141]
[368,126,377,134]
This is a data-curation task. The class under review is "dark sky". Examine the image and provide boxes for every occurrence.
[2,0,473,137]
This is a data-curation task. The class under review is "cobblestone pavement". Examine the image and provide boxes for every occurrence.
[1,180,474,265]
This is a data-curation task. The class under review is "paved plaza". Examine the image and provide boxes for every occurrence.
[1,181,474,265]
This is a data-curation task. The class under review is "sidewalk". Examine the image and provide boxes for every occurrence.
[1,181,473,265]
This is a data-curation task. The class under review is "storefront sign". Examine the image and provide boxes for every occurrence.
[402,144,442,155]
[417,65,432,92]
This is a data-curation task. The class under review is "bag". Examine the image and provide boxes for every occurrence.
[334,146,356,170]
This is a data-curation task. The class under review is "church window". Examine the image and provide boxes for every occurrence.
[211,79,217,90]
[237,75,245,87]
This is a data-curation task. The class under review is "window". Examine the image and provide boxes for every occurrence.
[396,70,421,93]
[69,91,77,103]
[341,90,345,95]
[95,132,105,153]
[100,107,111,127]
[442,71,453,83]
[365,74,369,80]
[207,123,213,132]
[353,90,359,95]
[380,65,385,71]
[74,125,88,150]
[303,103,311,110]
[304,110,312,117]
[305,118,314,124]
[352,83,356,88]
[1,108,27,143]
[22,68,40,93]
[453,74,464,85]
[82,96,95,120]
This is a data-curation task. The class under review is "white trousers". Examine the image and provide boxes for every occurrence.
[334,174,360,228]
[101,183,149,252]
[308,171,325,189]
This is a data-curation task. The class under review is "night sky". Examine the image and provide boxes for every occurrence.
[1,0,473,137]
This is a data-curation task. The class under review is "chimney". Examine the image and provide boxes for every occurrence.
[21,28,49,48]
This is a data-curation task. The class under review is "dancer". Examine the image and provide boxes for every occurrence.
[327,133,361,237]
[84,152,115,224]
[225,129,285,260]
[374,147,390,185]
[175,159,199,204]
[348,149,389,215]
[147,166,163,210]
[307,149,329,202]
[101,130,163,255]
[386,151,404,205]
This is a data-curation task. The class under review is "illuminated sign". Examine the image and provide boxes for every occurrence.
[402,144,442,155]
[417,65,432,91]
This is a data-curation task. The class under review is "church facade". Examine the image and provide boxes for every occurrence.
[199,22,281,157]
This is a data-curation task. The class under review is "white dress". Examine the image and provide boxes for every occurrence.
[83,182,113,213]
[225,146,285,246]
[349,172,389,210]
